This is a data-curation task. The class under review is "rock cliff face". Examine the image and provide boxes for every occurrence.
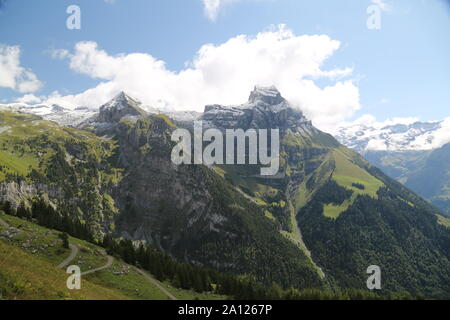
[0,182,61,207]
[197,87,340,229]
[0,111,122,238]
[76,91,323,289]
[202,86,317,135]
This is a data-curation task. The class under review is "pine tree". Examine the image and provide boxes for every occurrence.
[59,232,70,249]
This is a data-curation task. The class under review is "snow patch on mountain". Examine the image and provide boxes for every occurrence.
[0,102,97,127]
[101,91,141,111]
[6,88,448,153]
[336,115,450,152]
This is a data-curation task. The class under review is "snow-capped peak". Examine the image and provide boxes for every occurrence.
[0,101,97,127]
[101,91,142,111]
[336,119,445,152]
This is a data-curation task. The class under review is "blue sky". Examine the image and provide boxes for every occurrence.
[0,0,449,132]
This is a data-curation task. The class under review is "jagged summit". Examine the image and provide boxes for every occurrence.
[248,85,285,105]
[102,91,142,111]
[115,91,128,99]
[97,91,147,123]
[202,86,313,133]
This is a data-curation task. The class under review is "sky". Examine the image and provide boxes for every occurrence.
[0,0,449,133]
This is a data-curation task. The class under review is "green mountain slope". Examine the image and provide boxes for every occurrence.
[242,126,450,297]
[221,124,450,298]
[0,111,122,239]
[197,87,450,298]
[0,212,224,300]
[2,87,450,299]
[104,115,323,289]
[364,144,450,216]
[298,165,450,298]
[0,102,324,291]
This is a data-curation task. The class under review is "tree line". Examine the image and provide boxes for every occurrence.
[0,199,415,300]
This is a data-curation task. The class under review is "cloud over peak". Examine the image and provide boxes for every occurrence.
[45,25,359,132]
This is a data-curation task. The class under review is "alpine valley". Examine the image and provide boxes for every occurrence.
[336,120,450,216]
[1,87,450,299]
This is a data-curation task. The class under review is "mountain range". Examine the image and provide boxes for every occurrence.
[4,94,450,217]
[1,87,450,298]
[334,119,450,216]
[335,119,446,152]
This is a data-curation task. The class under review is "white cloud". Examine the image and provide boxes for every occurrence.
[15,93,41,104]
[417,117,450,149]
[0,44,42,93]
[47,25,360,132]
[348,114,420,129]
[366,138,389,151]
[50,49,71,60]
[202,0,239,21]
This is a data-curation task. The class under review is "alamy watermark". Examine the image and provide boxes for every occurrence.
[66,5,81,30]
[366,265,381,290]
[367,0,390,30]
[367,5,381,30]
[65,3,384,31]
[171,121,280,176]
[66,265,81,290]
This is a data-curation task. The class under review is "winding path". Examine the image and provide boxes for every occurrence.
[80,252,178,300]
[81,255,114,276]
[57,243,79,269]
[1,217,178,300]
[134,267,178,300]
[0,215,79,270]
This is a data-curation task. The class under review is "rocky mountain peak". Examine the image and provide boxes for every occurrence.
[97,91,147,123]
[248,85,285,105]
[104,91,141,110]
[201,86,313,134]
[49,104,67,113]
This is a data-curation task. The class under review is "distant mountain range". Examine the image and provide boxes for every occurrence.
[361,147,450,216]
[336,119,446,152]
[0,94,202,129]
[334,118,450,216]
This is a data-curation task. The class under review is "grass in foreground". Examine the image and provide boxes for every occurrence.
[83,261,169,300]
[0,213,228,300]
[0,240,128,300]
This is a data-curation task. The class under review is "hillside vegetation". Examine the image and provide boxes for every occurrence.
[0,212,223,300]
[2,86,450,300]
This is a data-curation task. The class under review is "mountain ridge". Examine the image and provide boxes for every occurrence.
[336,119,446,152]
[1,87,450,298]
[3,91,450,154]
